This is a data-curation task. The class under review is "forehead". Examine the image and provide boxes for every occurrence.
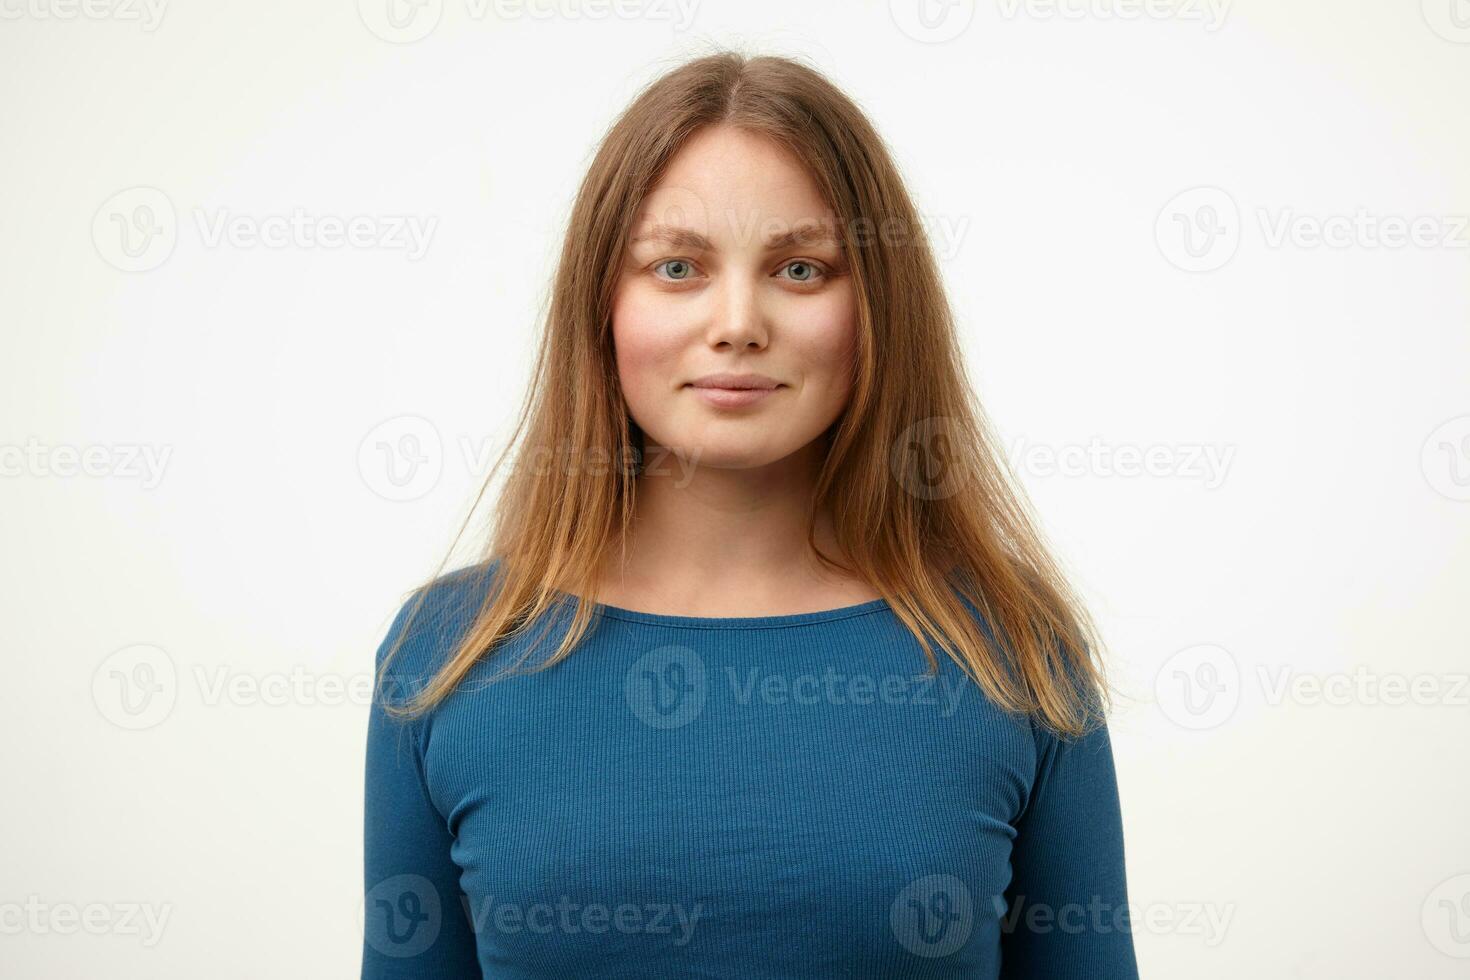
[631,125,835,241]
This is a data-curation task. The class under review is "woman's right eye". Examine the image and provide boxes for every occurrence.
[653,258,698,281]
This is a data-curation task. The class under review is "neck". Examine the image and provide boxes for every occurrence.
[590,439,870,614]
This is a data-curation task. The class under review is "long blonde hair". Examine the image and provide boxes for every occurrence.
[378,49,1113,740]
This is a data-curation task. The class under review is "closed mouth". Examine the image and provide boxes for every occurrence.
[685,374,784,391]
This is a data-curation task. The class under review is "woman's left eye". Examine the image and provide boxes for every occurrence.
[778,260,827,283]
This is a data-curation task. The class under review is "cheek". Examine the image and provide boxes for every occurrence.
[791,289,859,400]
[610,279,687,408]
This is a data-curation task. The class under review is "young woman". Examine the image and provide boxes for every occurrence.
[362,51,1139,979]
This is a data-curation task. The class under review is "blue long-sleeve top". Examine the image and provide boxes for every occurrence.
[362,564,1139,979]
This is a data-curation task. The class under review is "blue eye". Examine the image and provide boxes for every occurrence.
[654,259,696,281]
[781,260,825,283]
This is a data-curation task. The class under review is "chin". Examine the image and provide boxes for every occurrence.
[667,434,812,471]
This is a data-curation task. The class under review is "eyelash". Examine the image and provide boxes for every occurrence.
[650,257,833,287]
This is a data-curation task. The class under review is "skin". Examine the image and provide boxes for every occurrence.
[592,123,881,616]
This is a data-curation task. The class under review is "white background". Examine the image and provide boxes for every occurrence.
[2,0,1467,976]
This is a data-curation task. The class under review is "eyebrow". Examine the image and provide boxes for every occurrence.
[629,222,840,251]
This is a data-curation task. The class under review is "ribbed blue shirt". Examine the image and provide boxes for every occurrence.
[362,564,1139,978]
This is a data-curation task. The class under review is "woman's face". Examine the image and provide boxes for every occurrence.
[611,124,857,471]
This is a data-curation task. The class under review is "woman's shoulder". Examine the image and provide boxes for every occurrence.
[374,559,503,684]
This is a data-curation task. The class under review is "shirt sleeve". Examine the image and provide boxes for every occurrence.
[361,599,481,978]
[997,717,1140,980]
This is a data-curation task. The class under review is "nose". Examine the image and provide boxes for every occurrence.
[705,270,769,350]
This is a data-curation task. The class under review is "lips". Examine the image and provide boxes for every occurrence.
[686,373,783,391]
[683,374,785,408]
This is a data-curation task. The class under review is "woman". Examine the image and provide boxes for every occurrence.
[363,51,1139,979]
